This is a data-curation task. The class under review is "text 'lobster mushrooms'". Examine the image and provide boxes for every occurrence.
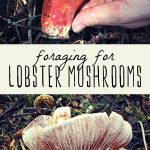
[22,107,132,150]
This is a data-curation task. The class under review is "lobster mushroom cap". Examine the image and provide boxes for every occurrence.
[22,107,132,150]
[41,0,85,39]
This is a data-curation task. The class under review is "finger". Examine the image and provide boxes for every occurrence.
[72,1,124,33]
[119,19,150,28]
[81,0,116,12]
[81,0,105,11]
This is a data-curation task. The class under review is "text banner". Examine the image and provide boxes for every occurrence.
[0,45,149,94]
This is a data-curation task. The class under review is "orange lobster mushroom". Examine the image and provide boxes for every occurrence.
[41,0,85,39]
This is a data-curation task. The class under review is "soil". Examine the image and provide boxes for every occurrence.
[0,0,150,44]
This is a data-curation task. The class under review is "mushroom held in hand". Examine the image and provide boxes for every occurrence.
[22,107,132,150]
[41,0,85,39]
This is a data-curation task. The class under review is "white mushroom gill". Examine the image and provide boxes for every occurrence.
[22,107,132,150]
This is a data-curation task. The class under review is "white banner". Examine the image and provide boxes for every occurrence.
[0,45,149,94]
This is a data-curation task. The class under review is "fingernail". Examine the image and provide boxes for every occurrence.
[73,24,85,33]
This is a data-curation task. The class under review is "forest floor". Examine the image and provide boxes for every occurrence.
[0,0,150,44]
[0,95,150,150]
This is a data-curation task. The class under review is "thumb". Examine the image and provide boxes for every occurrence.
[72,1,123,33]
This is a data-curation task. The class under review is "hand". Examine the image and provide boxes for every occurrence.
[72,0,150,33]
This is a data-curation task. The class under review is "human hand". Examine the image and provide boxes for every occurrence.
[72,0,150,33]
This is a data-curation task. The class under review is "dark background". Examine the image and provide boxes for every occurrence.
[0,0,150,44]
[0,94,150,149]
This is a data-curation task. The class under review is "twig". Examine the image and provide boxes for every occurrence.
[33,0,37,17]
[27,0,33,44]
[23,107,52,111]
[133,129,150,134]
[138,121,148,150]
[103,95,132,115]
[12,112,42,117]
[5,0,10,39]
[34,32,42,43]
[7,95,13,102]
[140,99,150,116]
[0,15,41,26]
[51,98,63,115]
[21,0,27,5]
[16,24,41,31]
[15,25,21,42]
[0,120,9,123]
[0,96,26,119]
[19,139,27,150]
